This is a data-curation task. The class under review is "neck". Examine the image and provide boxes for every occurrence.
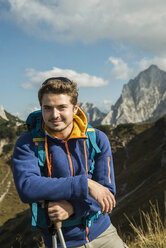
[43,121,74,140]
[54,129,72,140]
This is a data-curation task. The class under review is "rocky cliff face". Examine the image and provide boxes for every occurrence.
[0,106,8,121]
[79,102,106,125]
[102,65,166,126]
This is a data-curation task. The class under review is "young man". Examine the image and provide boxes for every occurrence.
[13,77,127,248]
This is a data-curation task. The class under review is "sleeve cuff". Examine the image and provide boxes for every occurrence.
[71,175,88,199]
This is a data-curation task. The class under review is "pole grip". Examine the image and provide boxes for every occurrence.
[54,221,62,230]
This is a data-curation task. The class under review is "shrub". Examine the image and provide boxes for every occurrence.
[3,143,14,153]
[0,124,16,140]
[95,125,112,136]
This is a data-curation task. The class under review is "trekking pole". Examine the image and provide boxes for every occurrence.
[52,221,67,248]
[41,201,67,248]
[52,229,57,248]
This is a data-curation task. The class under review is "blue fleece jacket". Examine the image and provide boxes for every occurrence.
[12,108,116,248]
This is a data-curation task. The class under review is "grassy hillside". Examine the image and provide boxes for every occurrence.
[0,159,29,227]
[109,116,166,243]
[0,117,28,227]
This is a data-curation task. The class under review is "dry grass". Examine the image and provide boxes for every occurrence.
[0,159,29,227]
[126,202,166,248]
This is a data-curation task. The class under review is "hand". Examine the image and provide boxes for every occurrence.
[88,179,116,215]
[48,200,74,222]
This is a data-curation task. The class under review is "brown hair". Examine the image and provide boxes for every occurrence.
[38,77,78,106]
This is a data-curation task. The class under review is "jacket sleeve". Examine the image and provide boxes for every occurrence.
[12,133,88,204]
[92,129,116,195]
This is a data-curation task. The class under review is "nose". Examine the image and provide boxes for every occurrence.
[51,108,60,118]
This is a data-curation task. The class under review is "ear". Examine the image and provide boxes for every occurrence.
[73,103,79,115]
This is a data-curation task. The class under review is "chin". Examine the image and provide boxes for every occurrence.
[51,126,64,132]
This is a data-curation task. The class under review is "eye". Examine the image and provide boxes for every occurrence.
[59,105,67,111]
[43,106,52,111]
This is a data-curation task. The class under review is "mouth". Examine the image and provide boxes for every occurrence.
[50,120,63,125]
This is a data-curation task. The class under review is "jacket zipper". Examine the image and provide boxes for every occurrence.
[108,156,111,183]
[65,140,90,241]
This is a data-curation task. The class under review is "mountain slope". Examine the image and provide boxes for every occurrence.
[102,65,166,126]
[109,115,166,235]
[79,102,106,125]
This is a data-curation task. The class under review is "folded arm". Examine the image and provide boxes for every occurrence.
[12,134,88,203]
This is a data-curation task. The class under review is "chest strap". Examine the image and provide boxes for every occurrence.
[62,210,101,228]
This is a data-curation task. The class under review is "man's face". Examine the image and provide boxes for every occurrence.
[41,93,78,138]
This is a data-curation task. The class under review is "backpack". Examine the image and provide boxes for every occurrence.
[26,110,101,230]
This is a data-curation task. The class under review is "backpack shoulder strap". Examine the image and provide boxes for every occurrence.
[86,124,101,174]
[26,110,46,167]
[26,110,46,230]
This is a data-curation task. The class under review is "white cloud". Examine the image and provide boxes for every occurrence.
[103,99,113,105]
[138,57,166,71]
[107,55,166,83]
[22,66,108,89]
[2,0,166,55]
[108,56,133,81]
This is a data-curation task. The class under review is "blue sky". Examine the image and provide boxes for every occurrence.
[1,0,166,119]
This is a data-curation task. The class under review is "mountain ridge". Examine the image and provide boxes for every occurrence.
[1,65,166,127]
[79,102,106,125]
[102,65,166,126]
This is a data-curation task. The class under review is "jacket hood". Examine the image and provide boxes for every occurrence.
[43,107,88,139]
[71,107,88,138]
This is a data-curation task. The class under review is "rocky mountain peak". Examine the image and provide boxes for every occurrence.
[102,65,166,126]
[0,106,8,121]
[79,102,106,125]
